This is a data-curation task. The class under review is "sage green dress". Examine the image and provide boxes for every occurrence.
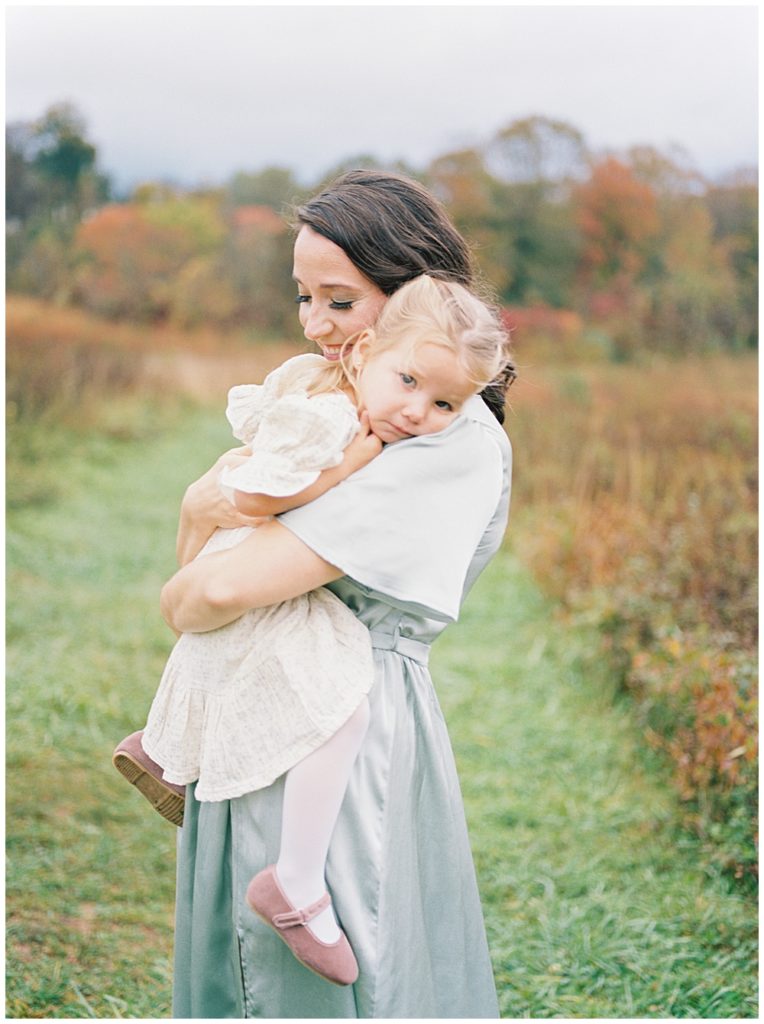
[172,396,512,1018]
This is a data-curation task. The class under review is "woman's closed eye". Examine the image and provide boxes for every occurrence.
[294,294,354,311]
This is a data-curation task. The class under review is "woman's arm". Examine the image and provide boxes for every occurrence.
[232,413,383,518]
[161,519,343,633]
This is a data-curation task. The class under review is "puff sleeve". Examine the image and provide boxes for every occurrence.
[219,354,359,499]
[278,405,511,622]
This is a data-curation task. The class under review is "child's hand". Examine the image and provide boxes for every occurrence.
[341,412,383,477]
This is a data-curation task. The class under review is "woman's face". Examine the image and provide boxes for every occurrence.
[292,227,388,362]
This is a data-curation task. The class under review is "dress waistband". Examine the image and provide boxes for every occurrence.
[369,630,430,665]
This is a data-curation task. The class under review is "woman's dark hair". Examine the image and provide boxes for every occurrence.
[295,169,515,423]
[295,169,474,295]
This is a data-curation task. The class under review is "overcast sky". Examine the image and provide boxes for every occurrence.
[5,3,759,192]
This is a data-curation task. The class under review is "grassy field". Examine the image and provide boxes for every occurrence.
[6,394,757,1018]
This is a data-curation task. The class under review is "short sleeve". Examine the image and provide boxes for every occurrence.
[278,413,510,622]
[225,353,330,444]
[219,391,359,499]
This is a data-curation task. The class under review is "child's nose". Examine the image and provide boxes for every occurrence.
[403,396,426,422]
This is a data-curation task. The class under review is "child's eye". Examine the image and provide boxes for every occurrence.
[435,400,453,411]
[329,300,354,310]
[400,373,416,386]
[295,294,310,305]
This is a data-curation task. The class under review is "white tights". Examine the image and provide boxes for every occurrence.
[275,697,370,943]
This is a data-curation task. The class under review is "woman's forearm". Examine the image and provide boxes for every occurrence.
[162,519,342,633]
[176,503,217,566]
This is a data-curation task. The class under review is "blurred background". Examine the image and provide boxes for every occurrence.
[6,4,758,1018]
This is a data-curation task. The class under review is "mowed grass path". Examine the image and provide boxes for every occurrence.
[6,400,757,1018]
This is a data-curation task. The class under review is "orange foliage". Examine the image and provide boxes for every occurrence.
[575,157,660,281]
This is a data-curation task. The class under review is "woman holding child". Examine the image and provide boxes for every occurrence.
[157,170,514,1018]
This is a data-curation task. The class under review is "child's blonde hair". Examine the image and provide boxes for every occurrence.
[356,275,508,390]
[301,274,510,399]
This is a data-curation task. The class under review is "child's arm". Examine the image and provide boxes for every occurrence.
[232,412,382,518]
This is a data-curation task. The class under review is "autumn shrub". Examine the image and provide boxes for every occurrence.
[501,305,601,361]
[168,208,296,334]
[507,352,758,880]
[6,301,146,420]
[70,196,228,320]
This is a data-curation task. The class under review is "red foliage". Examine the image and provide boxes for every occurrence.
[231,205,286,235]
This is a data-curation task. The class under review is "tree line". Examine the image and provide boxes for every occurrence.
[6,103,757,355]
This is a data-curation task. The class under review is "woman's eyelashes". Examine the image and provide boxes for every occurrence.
[294,294,354,310]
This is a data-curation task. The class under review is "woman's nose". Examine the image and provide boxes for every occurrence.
[304,306,332,340]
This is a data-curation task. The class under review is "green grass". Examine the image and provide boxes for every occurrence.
[434,568,757,1018]
[6,398,758,1018]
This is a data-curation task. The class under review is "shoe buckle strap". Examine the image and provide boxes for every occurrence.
[273,892,331,929]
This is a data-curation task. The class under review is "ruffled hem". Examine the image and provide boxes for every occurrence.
[141,588,375,803]
[146,689,370,802]
[218,459,321,502]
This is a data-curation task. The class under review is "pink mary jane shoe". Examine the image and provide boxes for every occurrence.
[246,865,359,986]
[112,729,186,827]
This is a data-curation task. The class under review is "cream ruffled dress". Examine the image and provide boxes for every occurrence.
[141,355,375,802]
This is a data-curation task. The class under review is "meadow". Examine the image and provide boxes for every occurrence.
[5,299,758,1017]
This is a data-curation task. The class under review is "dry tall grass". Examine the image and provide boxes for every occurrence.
[506,352,758,879]
[6,295,302,417]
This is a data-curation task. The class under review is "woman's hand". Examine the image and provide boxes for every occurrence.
[176,447,263,565]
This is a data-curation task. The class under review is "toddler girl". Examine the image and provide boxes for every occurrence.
[113,274,509,986]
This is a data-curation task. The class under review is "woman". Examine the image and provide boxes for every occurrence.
[162,170,513,1018]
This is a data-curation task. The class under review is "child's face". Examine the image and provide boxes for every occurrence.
[354,340,477,444]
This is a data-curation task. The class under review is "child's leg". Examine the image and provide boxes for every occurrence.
[275,697,370,943]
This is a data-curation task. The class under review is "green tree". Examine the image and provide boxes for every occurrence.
[24,103,109,220]
[705,170,758,348]
[487,115,588,186]
[478,117,587,306]
[6,103,109,299]
[425,148,512,296]
[226,166,307,213]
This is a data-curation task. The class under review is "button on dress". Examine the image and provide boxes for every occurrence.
[172,395,512,1018]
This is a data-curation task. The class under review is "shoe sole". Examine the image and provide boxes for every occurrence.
[112,750,185,827]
